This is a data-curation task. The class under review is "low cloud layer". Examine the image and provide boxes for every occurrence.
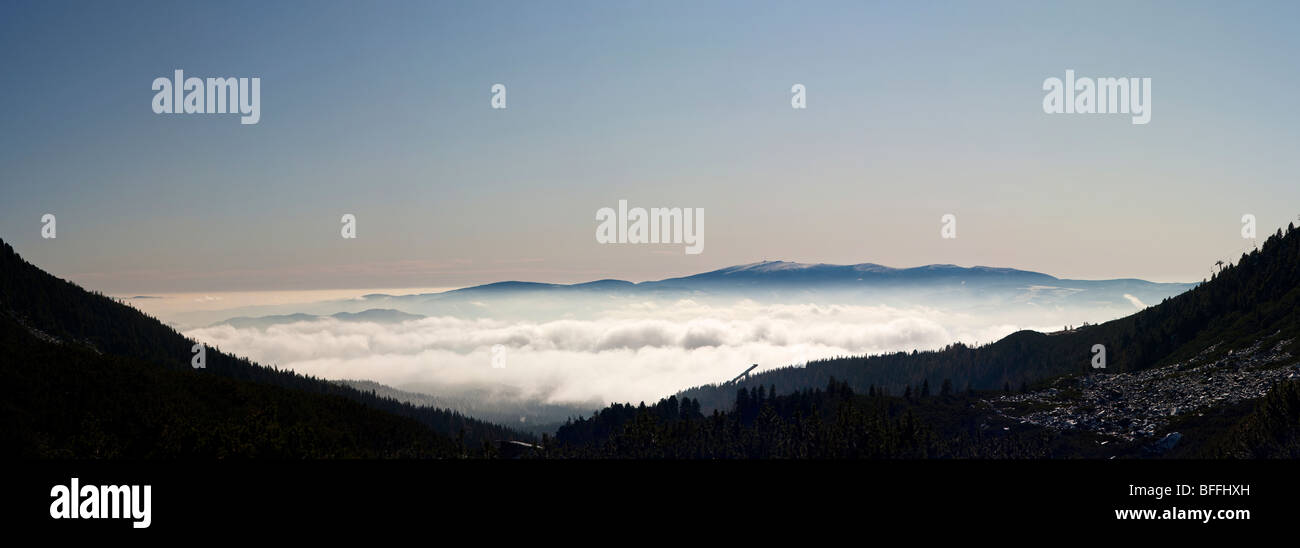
[186,300,1053,407]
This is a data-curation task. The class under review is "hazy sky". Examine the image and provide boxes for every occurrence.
[3,0,1298,293]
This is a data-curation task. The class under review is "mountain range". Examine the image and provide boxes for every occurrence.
[205,260,1195,327]
[373,260,1192,301]
[5,223,1299,458]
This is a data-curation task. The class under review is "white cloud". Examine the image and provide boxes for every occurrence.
[185,301,1050,407]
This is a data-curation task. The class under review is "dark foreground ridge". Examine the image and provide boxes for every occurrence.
[0,239,530,457]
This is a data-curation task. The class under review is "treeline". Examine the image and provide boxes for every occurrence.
[548,379,1095,458]
[550,375,1300,459]
[682,223,1300,412]
[1201,378,1300,458]
[0,239,530,454]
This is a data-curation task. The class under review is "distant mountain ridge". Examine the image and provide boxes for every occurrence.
[391,260,1178,295]
[196,260,1194,327]
[212,308,423,329]
[661,260,1054,283]
[330,260,1195,322]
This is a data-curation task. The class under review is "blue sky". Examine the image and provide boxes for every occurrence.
[2,0,1299,292]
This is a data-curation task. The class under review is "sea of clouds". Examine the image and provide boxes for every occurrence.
[185,299,1056,407]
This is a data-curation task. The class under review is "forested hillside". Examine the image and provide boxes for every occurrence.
[550,379,1123,458]
[1200,378,1300,458]
[681,224,1300,412]
[0,313,458,457]
[552,372,1300,459]
[0,239,530,456]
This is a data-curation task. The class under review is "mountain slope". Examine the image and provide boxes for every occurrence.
[0,239,530,456]
[679,224,1300,412]
[0,313,455,458]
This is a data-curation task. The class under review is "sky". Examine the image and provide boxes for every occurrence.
[3,0,1299,294]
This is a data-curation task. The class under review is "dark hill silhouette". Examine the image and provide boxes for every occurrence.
[0,312,457,458]
[0,239,529,457]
